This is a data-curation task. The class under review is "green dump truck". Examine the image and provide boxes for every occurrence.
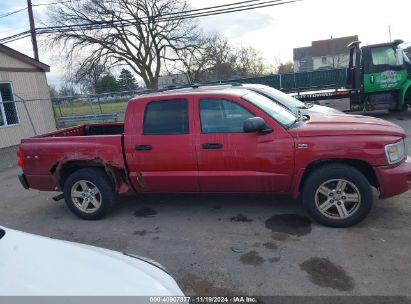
[293,40,411,112]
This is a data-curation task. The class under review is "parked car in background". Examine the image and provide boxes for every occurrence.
[18,87,411,227]
[237,83,345,115]
[0,226,184,296]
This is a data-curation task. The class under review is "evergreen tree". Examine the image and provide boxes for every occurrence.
[118,69,138,91]
[94,74,119,93]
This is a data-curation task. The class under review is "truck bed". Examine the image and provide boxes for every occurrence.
[33,123,124,138]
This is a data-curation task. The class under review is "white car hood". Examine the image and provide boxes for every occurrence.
[305,104,344,115]
[0,227,183,296]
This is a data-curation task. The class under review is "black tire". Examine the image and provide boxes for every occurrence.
[301,164,373,228]
[63,168,115,220]
[389,103,408,113]
[400,103,409,112]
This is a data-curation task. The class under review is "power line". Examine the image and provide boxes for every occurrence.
[0,7,28,19]
[32,1,74,7]
[34,0,284,31]
[36,0,292,32]
[0,0,75,20]
[0,0,300,43]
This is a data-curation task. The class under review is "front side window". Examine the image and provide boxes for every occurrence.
[371,46,397,66]
[200,98,254,133]
[0,83,19,127]
[143,99,188,135]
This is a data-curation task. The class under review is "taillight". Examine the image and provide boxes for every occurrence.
[16,148,24,169]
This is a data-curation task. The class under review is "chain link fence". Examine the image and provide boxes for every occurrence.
[0,89,151,170]
[51,89,147,129]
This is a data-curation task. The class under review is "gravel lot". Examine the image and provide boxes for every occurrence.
[1,111,411,297]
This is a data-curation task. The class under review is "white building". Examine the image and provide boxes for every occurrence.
[0,44,55,149]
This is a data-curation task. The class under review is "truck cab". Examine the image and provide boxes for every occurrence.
[347,40,411,112]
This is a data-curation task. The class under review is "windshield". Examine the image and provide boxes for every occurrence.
[402,49,411,63]
[250,86,307,115]
[399,43,411,63]
[242,91,296,127]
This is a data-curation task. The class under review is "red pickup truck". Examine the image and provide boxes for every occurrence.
[18,86,411,227]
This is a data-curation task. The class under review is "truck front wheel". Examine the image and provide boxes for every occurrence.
[301,164,373,227]
[63,168,115,220]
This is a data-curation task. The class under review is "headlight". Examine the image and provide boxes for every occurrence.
[385,140,406,165]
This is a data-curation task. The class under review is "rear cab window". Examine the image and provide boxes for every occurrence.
[143,99,188,135]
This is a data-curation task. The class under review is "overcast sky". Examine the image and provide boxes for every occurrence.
[0,0,409,88]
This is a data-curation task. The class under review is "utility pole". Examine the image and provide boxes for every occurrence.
[389,24,392,42]
[27,0,39,60]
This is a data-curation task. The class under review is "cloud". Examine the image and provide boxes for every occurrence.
[198,10,274,39]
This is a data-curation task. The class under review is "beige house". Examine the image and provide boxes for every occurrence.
[0,44,55,149]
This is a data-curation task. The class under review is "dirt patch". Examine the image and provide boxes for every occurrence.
[269,257,280,263]
[300,257,355,291]
[262,242,278,250]
[240,251,265,266]
[134,208,157,218]
[180,274,234,296]
[265,214,312,237]
[230,214,253,222]
[133,230,157,236]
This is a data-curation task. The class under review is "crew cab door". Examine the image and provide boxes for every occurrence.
[123,96,199,192]
[194,94,294,193]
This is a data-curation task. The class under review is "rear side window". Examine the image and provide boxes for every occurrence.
[199,98,254,133]
[143,99,188,135]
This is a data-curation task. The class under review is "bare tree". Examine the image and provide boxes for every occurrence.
[172,35,211,83]
[273,56,293,74]
[205,35,238,81]
[235,46,268,77]
[46,0,200,89]
[174,33,273,83]
[69,60,109,93]
[327,55,348,69]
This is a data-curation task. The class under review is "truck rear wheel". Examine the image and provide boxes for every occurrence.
[63,168,115,220]
[301,164,373,227]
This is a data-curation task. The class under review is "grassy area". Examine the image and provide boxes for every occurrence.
[53,100,129,117]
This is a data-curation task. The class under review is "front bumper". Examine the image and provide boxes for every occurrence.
[375,156,411,198]
[18,174,29,190]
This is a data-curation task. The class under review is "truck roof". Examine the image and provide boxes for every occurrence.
[130,86,250,102]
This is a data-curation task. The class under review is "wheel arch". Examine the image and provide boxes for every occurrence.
[296,158,379,198]
[52,159,133,195]
[400,80,411,105]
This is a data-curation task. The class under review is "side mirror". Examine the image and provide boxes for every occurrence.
[396,49,404,66]
[243,117,273,134]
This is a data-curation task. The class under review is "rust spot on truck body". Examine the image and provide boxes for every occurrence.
[51,156,134,195]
